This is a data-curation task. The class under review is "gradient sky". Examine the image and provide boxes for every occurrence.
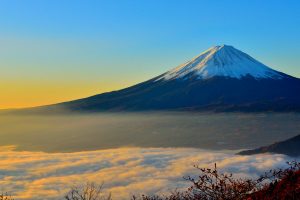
[1,0,300,109]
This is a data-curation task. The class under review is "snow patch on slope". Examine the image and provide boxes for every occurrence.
[157,45,283,81]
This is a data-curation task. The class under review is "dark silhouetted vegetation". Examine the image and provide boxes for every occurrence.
[64,182,111,200]
[250,161,300,200]
[135,161,300,200]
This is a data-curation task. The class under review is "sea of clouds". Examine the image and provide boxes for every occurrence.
[0,146,292,200]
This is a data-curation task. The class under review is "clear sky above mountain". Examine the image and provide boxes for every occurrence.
[0,0,299,108]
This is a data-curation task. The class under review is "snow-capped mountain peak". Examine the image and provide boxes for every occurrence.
[157,45,283,81]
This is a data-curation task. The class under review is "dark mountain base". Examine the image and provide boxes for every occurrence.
[48,76,300,113]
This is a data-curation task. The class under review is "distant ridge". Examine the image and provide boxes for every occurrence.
[238,134,300,157]
[19,45,300,113]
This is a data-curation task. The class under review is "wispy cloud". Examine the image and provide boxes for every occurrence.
[0,147,291,199]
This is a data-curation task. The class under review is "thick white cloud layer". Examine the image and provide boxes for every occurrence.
[0,147,291,199]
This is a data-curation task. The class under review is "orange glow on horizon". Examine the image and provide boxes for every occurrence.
[0,80,135,109]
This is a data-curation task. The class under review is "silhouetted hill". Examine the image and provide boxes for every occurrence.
[238,134,300,156]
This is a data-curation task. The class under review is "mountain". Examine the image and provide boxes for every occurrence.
[238,134,300,156]
[34,45,300,112]
[156,45,283,80]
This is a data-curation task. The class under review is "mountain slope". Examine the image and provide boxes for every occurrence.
[33,45,300,112]
[238,134,300,156]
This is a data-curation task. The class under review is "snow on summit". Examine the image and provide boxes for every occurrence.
[157,45,283,81]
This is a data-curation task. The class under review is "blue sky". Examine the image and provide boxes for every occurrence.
[0,0,300,108]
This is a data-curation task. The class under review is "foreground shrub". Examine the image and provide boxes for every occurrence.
[138,162,300,200]
[250,161,300,200]
[184,163,259,199]
[64,182,111,200]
